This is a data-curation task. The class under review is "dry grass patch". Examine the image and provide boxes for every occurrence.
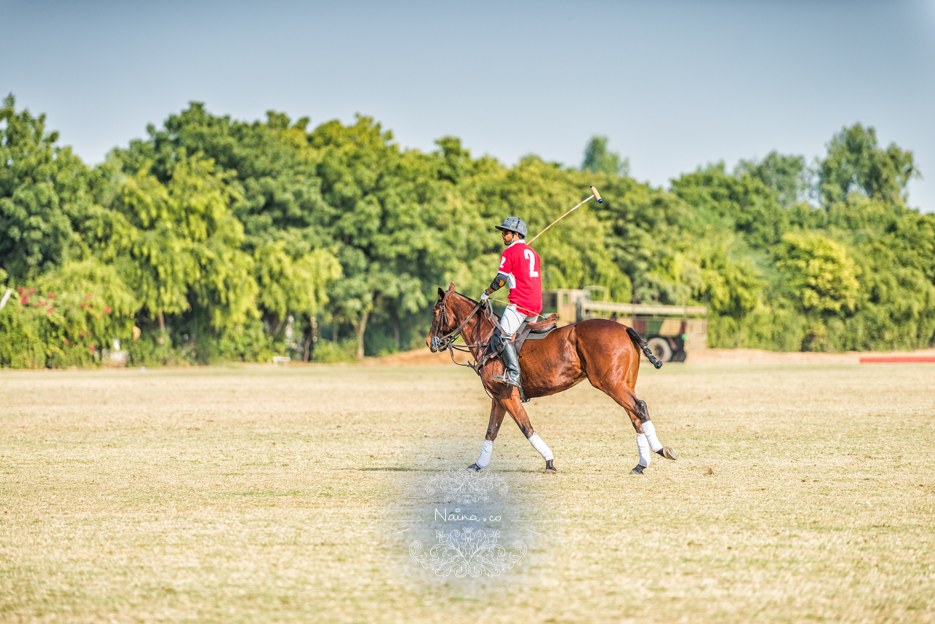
[0,363,933,623]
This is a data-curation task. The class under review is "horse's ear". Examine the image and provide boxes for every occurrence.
[437,287,445,300]
[447,283,456,292]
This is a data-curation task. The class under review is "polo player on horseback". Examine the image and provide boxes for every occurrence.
[479,217,542,387]
[427,188,678,475]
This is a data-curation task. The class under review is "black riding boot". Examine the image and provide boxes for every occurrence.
[492,341,521,386]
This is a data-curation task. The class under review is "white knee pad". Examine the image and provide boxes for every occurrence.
[528,433,553,461]
[476,439,494,468]
[636,433,651,467]
[642,421,663,453]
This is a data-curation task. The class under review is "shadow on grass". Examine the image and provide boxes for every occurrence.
[357,467,431,472]
[489,468,560,473]
[355,466,558,474]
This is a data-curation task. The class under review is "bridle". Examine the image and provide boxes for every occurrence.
[429,290,485,353]
[428,290,509,399]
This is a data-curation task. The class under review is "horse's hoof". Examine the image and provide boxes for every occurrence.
[545,459,557,473]
[630,465,645,475]
[466,463,482,472]
[663,446,678,461]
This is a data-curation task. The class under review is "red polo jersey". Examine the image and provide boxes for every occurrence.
[499,241,542,315]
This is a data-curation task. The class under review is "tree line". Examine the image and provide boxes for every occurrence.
[1,94,933,367]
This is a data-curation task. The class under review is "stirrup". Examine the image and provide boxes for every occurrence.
[491,372,519,387]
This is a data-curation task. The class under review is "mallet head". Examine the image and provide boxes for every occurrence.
[590,186,602,203]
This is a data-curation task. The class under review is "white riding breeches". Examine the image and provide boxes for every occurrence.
[500,304,537,337]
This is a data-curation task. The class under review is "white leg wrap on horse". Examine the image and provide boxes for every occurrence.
[636,433,651,467]
[476,439,494,469]
[642,421,663,453]
[528,434,553,461]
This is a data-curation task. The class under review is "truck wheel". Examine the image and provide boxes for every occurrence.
[646,337,672,363]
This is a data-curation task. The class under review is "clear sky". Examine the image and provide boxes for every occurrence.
[4,0,934,211]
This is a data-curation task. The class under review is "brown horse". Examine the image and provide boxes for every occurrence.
[427,284,678,475]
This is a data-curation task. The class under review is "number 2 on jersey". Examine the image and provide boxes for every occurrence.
[524,249,539,278]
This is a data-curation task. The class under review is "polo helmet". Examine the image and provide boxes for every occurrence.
[495,216,527,238]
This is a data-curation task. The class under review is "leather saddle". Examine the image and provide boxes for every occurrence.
[481,314,559,404]
[513,313,558,354]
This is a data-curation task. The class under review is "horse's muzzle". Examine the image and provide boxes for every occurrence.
[430,335,448,353]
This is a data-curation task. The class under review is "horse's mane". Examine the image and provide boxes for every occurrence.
[439,290,491,336]
[453,291,478,305]
[434,289,478,307]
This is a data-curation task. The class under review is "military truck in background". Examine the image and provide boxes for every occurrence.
[541,287,708,363]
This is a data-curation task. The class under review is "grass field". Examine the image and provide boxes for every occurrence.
[1,362,934,623]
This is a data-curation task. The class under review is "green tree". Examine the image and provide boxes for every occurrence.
[692,235,763,319]
[589,175,694,304]
[5,96,935,367]
[819,123,917,206]
[309,117,473,358]
[582,136,630,177]
[254,241,341,331]
[0,95,93,279]
[671,163,788,249]
[108,153,257,336]
[736,151,811,208]
[775,231,860,314]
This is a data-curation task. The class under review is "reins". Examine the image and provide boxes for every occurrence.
[432,294,482,350]
[431,292,502,378]
[485,296,547,320]
[430,290,544,403]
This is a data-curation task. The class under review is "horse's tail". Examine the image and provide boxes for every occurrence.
[626,326,663,370]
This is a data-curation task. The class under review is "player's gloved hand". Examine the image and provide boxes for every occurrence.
[480,292,489,304]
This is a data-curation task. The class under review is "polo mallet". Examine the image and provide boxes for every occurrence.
[526,186,602,245]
